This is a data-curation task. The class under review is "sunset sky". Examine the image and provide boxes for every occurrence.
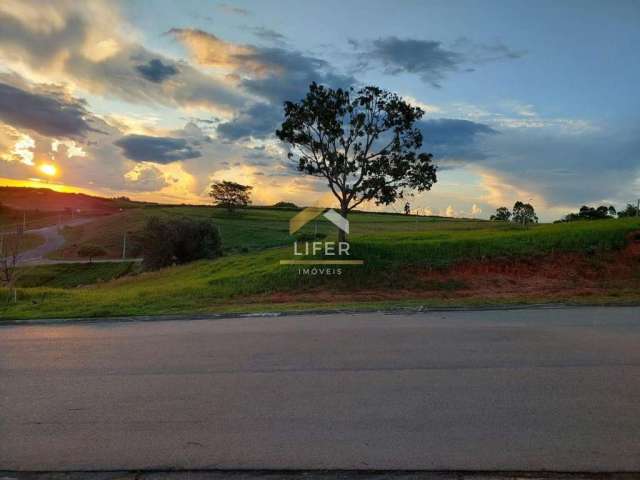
[0,0,638,220]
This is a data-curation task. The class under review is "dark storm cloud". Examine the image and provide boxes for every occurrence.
[114,135,202,164]
[211,42,354,139]
[352,36,524,87]
[478,127,640,207]
[135,59,179,83]
[243,145,278,166]
[0,82,99,139]
[217,102,283,141]
[352,37,461,87]
[170,28,355,105]
[239,47,356,103]
[420,119,496,145]
[419,118,497,165]
[0,10,87,65]
[0,7,247,113]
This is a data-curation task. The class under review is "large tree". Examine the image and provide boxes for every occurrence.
[209,181,253,212]
[490,206,512,221]
[512,201,538,226]
[617,203,640,218]
[276,82,437,241]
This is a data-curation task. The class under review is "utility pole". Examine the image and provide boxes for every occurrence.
[22,211,26,231]
[122,231,127,260]
[637,199,639,217]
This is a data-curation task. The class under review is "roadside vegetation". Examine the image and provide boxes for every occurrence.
[2,213,639,319]
[14,262,138,288]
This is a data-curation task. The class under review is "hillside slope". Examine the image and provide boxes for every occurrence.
[3,218,640,319]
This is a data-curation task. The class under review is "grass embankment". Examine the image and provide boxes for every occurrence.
[1,232,45,254]
[14,262,138,288]
[2,216,639,319]
[352,218,638,268]
[51,205,479,258]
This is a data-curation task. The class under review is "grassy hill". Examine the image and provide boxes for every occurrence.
[2,206,639,319]
[0,186,145,212]
[49,204,484,259]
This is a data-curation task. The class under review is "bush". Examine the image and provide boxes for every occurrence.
[142,217,222,270]
[273,201,298,209]
[77,244,107,263]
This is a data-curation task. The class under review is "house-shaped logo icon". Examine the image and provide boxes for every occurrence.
[290,207,349,235]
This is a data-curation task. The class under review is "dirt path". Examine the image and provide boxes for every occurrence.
[16,218,102,265]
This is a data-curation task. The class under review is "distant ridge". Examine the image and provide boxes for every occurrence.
[0,186,145,212]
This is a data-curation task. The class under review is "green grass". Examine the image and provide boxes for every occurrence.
[351,218,640,268]
[2,216,639,320]
[51,205,487,258]
[1,232,45,254]
[15,262,138,288]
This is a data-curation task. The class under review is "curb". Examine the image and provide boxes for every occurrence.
[1,302,639,327]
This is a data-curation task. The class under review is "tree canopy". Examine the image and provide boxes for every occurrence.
[276,82,437,239]
[512,201,538,225]
[490,206,512,221]
[559,205,616,222]
[142,217,222,271]
[617,203,640,218]
[209,181,253,212]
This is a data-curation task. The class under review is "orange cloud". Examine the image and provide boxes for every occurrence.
[169,28,282,78]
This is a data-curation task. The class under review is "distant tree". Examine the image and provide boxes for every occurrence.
[512,201,538,226]
[272,201,298,209]
[490,206,511,221]
[0,226,24,302]
[560,205,617,222]
[77,245,107,263]
[276,82,437,241]
[209,181,253,212]
[618,203,640,218]
[404,202,411,215]
[142,217,222,271]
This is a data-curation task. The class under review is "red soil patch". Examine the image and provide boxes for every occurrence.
[251,231,640,305]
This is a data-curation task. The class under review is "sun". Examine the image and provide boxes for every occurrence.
[39,163,58,177]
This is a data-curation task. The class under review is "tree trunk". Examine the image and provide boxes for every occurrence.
[338,206,348,243]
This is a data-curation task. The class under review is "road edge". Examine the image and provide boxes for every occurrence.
[2,302,640,326]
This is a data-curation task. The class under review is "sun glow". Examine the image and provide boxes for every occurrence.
[39,163,58,177]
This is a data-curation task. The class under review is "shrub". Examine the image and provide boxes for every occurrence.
[77,244,107,263]
[142,217,222,270]
[273,201,298,209]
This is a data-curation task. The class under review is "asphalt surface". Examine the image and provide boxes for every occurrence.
[1,471,636,480]
[1,307,640,472]
[16,218,92,264]
[15,218,141,265]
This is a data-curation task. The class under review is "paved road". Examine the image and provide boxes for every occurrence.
[16,218,93,264]
[15,218,141,265]
[1,307,640,472]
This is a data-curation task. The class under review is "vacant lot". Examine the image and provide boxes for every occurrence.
[2,207,639,319]
[49,205,486,259]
